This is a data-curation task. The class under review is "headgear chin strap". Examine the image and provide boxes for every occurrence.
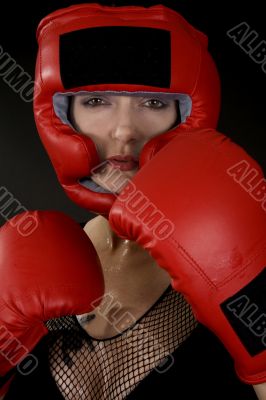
[34,3,221,217]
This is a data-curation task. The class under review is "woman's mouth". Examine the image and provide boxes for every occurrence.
[107,155,139,171]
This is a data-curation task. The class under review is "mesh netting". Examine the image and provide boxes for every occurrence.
[45,286,197,400]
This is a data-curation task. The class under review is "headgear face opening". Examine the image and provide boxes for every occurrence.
[34,3,221,216]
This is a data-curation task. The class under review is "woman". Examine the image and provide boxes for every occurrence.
[72,93,180,339]
[3,93,258,400]
[1,2,265,399]
[45,92,200,399]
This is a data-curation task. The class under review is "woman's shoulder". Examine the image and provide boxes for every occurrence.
[80,215,98,230]
[82,215,104,239]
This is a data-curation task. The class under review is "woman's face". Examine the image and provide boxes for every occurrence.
[70,94,178,193]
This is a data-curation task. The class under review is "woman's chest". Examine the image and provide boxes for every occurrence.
[48,293,197,400]
[48,325,180,400]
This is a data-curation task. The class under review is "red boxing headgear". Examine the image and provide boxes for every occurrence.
[34,3,221,216]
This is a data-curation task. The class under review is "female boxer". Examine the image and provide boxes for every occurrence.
[1,3,265,400]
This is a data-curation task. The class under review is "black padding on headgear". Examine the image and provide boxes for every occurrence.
[60,26,171,89]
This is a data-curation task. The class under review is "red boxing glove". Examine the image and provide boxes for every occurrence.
[109,128,266,384]
[0,211,104,394]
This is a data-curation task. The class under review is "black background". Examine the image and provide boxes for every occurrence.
[0,0,265,225]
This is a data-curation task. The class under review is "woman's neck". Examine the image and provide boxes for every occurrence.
[83,215,171,310]
[80,215,171,337]
[85,215,152,255]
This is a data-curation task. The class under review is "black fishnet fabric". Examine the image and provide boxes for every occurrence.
[45,286,197,400]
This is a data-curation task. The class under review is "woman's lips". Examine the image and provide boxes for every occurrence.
[107,155,139,171]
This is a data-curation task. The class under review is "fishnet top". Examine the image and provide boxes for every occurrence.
[45,285,197,399]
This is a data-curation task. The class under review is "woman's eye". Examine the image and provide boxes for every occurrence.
[83,98,105,107]
[144,99,166,109]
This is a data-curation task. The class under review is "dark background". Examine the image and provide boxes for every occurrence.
[0,0,265,225]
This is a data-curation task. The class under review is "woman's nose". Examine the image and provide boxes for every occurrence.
[112,125,138,143]
[111,106,141,143]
